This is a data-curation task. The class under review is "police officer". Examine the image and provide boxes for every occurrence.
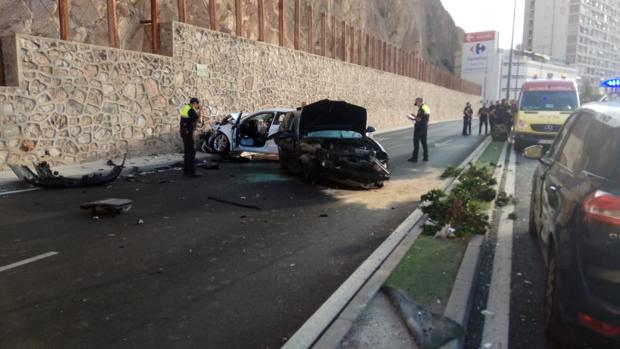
[180,98,203,177]
[478,103,489,135]
[408,97,430,162]
[462,102,473,136]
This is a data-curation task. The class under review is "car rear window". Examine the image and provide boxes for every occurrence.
[581,118,620,182]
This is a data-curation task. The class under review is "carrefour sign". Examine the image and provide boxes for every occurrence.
[601,78,620,88]
[462,31,498,72]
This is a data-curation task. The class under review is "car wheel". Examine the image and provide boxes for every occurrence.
[544,249,577,345]
[529,196,538,237]
[212,133,230,155]
[514,139,525,153]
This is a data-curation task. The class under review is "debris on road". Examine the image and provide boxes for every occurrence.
[481,309,495,317]
[8,155,126,189]
[382,286,465,349]
[80,198,133,215]
[137,219,145,225]
[207,196,262,211]
[319,214,329,218]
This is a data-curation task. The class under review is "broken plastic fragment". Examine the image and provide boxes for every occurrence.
[137,219,145,225]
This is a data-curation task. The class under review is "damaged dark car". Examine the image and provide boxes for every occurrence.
[274,100,390,188]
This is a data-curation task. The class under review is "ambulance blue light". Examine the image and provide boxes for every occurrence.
[601,78,620,88]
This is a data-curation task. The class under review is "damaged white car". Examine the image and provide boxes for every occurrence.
[202,109,293,155]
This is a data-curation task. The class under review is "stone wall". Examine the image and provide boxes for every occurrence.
[0,21,479,170]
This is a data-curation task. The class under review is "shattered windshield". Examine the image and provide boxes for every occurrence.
[304,130,363,138]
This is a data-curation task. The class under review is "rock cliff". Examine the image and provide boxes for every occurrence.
[0,0,462,72]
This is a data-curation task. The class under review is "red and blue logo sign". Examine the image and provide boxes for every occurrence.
[470,43,487,55]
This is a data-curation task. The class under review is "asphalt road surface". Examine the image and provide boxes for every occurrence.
[1,120,485,349]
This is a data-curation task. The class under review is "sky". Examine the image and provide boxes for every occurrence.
[440,0,526,49]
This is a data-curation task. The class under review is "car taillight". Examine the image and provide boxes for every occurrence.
[578,313,620,337]
[582,191,620,225]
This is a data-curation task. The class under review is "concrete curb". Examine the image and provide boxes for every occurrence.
[283,136,493,349]
[441,141,510,349]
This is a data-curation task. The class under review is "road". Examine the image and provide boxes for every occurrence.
[465,148,602,349]
[0,120,484,349]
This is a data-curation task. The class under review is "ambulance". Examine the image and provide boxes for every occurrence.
[513,79,580,151]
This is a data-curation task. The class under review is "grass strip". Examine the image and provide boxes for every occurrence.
[384,140,506,313]
[386,236,468,313]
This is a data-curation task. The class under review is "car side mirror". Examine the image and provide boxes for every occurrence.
[523,145,543,160]
[366,126,377,134]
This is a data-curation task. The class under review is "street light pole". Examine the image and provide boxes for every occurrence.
[506,0,517,100]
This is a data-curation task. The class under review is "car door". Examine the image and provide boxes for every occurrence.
[275,113,299,169]
[237,112,274,153]
[265,112,285,154]
[540,112,591,254]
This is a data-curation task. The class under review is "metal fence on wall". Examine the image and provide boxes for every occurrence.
[50,0,481,95]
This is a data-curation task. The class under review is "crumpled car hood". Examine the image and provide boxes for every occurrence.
[300,100,367,136]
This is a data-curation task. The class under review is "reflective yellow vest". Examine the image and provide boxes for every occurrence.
[420,104,430,115]
[180,104,192,118]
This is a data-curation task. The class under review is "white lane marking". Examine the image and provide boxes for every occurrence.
[0,188,41,196]
[0,251,59,273]
[481,145,517,349]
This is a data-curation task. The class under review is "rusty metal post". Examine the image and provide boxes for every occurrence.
[350,26,355,64]
[235,0,242,36]
[341,21,346,61]
[151,0,159,53]
[177,0,187,22]
[307,5,313,53]
[258,0,265,41]
[210,0,218,30]
[107,0,119,48]
[365,33,370,67]
[278,0,284,46]
[357,29,364,65]
[58,0,70,40]
[321,12,326,56]
[294,0,300,49]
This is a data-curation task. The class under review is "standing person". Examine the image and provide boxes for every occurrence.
[488,101,497,131]
[407,97,430,162]
[462,102,473,136]
[478,103,489,135]
[179,98,203,178]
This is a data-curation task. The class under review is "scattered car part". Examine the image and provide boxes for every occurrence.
[382,286,466,349]
[207,196,262,211]
[80,198,133,215]
[8,155,126,189]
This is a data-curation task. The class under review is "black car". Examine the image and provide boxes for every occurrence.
[525,102,620,345]
[274,100,390,188]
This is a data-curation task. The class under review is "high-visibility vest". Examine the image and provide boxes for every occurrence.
[420,104,430,115]
[180,104,192,118]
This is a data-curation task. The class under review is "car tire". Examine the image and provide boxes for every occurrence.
[211,133,230,155]
[514,138,526,153]
[544,249,578,345]
[529,196,538,237]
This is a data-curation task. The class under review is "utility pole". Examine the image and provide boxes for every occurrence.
[505,0,517,100]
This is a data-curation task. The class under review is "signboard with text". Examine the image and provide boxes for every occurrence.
[461,31,498,73]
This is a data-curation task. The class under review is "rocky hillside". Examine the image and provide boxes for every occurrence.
[1,0,463,72]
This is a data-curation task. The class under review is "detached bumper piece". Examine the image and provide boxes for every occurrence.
[310,145,390,189]
[8,155,126,189]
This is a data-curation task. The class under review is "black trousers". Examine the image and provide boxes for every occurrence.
[180,125,196,175]
[412,125,428,161]
[462,117,472,135]
[479,117,489,135]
